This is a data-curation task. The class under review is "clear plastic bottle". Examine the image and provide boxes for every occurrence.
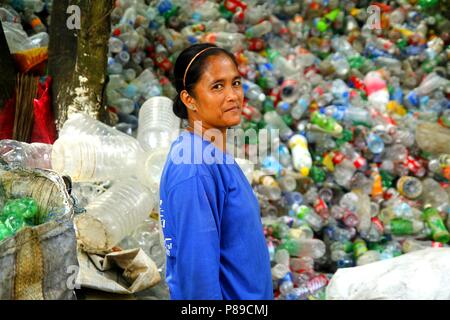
[421,178,450,212]
[366,132,385,154]
[75,178,155,252]
[294,204,324,232]
[278,176,297,192]
[402,238,444,253]
[0,7,20,23]
[109,36,124,53]
[264,111,293,141]
[0,140,52,170]
[271,263,290,280]
[281,191,303,209]
[356,250,380,266]
[202,31,245,52]
[256,184,282,201]
[242,79,266,105]
[406,72,449,106]
[415,122,450,155]
[278,238,326,259]
[290,94,310,120]
[245,20,272,38]
[333,159,356,189]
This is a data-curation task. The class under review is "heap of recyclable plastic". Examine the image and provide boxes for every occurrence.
[105,0,449,300]
[0,0,52,53]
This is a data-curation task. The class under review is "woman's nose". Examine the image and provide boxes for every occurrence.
[226,86,240,102]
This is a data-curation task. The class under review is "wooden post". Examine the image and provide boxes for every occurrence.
[0,21,17,108]
[48,0,113,130]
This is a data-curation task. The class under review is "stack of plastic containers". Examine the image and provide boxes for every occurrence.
[75,177,156,252]
[137,96,180,152]
[52,113,145,182]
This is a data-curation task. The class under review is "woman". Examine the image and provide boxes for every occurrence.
[159,43,273,300]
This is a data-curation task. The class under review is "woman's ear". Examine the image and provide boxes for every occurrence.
[180,90,197,111]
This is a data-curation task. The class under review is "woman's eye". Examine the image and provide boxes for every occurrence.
[213,84,224,90]
[233,80,242,87]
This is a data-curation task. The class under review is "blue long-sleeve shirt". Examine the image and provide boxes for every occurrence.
[159,131,273,300]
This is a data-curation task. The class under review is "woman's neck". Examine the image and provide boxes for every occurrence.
[186,120,228,153]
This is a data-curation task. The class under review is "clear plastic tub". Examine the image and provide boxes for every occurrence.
[51,135,144,182]
[59,112,136,140]
[137,96,180,151]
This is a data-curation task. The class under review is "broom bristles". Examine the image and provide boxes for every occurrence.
[13,74,38,143]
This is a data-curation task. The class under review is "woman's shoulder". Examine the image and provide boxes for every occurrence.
[161,131,234,193]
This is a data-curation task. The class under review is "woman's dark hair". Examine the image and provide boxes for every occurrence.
[173,43,239,119]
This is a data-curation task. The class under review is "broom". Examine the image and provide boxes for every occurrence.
[12,74,38,143]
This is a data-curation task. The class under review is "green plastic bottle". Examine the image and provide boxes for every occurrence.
[0,222,13,241]
[419,0,439,9]
[4,215,25,234]
[316,9,341,32]
[353,238,368,258]
[422,207,450,243]
[387,218,423,236]
[310,111,343,136]
[2,198,38,221]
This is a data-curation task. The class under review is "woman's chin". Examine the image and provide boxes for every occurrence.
[224,116,241,128]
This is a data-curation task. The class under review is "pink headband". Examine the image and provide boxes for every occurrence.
[183,47,214,88]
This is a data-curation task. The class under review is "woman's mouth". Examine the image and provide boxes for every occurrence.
[225,106,241,113]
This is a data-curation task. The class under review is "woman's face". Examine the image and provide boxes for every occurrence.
[190,54,244,129]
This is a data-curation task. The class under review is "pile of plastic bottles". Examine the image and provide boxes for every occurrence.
[0,0,51,53]
[104,0,449,300]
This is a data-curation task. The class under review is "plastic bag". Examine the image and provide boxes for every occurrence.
[31,76,56,144]
[326,249,450,300]
[12,47,48,74]
[0,163,77,300]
